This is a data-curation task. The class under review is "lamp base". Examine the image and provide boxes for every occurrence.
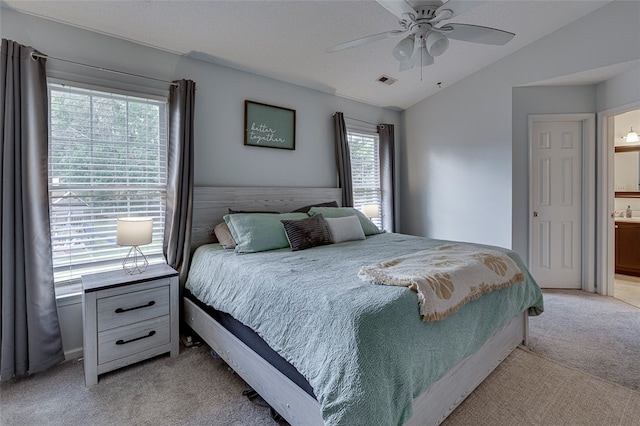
[122,245,149,275]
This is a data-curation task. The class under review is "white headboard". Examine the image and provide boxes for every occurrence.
[191,186,342,252]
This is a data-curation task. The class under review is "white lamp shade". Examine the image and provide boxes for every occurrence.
[626,127,639,143]
[393,36,414,62]
[117,217,153,246]
[426,32,449,57]
[362,204,380,219]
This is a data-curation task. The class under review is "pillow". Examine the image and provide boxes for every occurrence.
[324,215,366,243]
[280,214,333,251]
[224,212,308,253]
[307,207,382,236]
[212,222,236,249]
[290,201,339,213]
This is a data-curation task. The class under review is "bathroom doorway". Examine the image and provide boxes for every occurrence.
[610,108,640,307]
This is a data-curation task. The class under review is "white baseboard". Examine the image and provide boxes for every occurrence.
[65,347,83,361]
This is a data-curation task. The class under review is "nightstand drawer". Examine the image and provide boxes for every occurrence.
[82,264,179,386]
[97,283,170,331]
[98,315,170,364]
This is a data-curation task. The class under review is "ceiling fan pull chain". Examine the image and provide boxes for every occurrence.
[420,36,424,81]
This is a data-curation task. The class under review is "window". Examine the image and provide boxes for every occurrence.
[48,83,168,286]
[347,128,382,228]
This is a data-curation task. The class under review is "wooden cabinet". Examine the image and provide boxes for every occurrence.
[82,264,179,386]
[615,221,640,277]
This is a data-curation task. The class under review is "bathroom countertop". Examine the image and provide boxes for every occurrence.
[615,217,640,223]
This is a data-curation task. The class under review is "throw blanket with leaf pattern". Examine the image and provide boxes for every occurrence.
[359,243,525,322]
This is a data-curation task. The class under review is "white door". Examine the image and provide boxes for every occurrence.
[530,120,582,288]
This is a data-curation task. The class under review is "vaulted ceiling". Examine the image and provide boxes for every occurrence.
[2,0,612,110]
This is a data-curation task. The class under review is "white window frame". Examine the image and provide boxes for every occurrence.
[347,127,382,228]
[47,81,168,289]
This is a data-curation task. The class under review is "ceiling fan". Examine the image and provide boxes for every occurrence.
[326,0,515,71]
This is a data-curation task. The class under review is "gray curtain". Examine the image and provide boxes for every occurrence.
[378,124,395,232]
[163,80,195,286]
[1,39,64,380]
[333,112,353,207]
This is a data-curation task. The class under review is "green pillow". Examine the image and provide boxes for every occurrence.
[224,212,308,253]
[307,207,382,236]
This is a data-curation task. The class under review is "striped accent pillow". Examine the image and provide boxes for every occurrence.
[281,214,333,251]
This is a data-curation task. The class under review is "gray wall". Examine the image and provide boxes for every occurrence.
[596,65,640,112]
[1,8,400,189]
[511,85,597,263]
[1,7,401,358]
[401,1,640,261]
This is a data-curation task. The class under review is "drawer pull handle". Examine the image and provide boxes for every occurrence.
[116,330,156,345]
[115,300,155,313]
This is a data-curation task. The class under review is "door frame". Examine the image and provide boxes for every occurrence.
[597,101,640,296]
[528,114,596,292]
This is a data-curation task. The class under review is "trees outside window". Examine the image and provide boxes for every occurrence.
[347,129,382,228]
[48,83,167,285]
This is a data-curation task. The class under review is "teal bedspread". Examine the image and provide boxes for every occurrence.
[186,233,543,425]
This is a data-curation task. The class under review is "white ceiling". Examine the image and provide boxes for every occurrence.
[2,0,613,110]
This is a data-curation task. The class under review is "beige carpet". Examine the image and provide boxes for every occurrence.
[443,348,640,426]
[2,344,639,426]
[528,290,640,391]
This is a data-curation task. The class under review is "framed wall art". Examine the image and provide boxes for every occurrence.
[244,100,296,150]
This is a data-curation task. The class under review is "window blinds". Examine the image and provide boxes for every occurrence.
[347,129,382,228]
[48,84,168,285]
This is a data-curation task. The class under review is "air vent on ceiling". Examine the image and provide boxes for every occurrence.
[376,75,397,85]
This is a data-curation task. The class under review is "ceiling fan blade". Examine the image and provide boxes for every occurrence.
[445,23,515,45]
[399,61,414,72]
[437,0,486,18]
[326,29,406,53]
[376,0,416,21]
[429,8,453,25]
[418,47,435,67]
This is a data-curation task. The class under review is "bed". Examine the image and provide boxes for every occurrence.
[182,186,543,426]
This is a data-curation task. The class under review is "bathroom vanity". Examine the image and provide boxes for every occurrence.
[615,219,640,277]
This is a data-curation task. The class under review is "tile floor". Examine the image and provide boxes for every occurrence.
[614,274,640,309]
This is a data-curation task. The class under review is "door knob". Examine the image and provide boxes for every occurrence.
[533,211,539,217]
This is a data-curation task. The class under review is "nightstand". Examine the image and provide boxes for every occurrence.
[82,263,179,386]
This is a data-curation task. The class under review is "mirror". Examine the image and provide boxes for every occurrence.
[615,147,640,197]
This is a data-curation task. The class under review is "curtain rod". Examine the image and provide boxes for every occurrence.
[346,116,387,129]
[346,116,379,126]
[30,52,179,87]
[333,113,379,127]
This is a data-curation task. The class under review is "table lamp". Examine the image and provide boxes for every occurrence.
[117,217,153,274]
[361,204,380,220]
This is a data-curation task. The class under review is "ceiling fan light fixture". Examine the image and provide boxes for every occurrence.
[327,0,516,80]
[425,31,449,57]
[626,127,639,143]
[393,36,415,62]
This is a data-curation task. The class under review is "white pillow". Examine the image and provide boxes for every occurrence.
[213,222,236,249]
[324,215,365,243]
